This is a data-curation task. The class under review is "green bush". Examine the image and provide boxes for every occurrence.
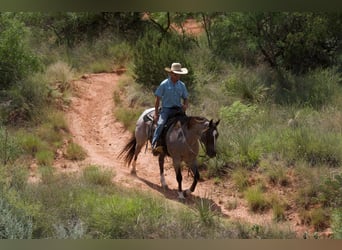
[17,131,44,157]
[0,76,49,124]
[291,128,342,167]
[82,165,114,186]
[276,68,341,108]
[310,207,330,231]
[65,142,86,161]
[332,209,342,239]
[0,197,33,239]
[219,101,261,168]
[0,127,22,165]
[219,101,258,128]
[114,107,143,132]
[244,185,270,213]
[223,65,270,103]
[36,149,54,166]
[0,14,41,90]
[231,167,250,192]
[211,13,259,65]
[133,27,195,91]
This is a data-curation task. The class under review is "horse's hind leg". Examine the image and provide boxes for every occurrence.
[131,143,144,175]
[158,154,167,188]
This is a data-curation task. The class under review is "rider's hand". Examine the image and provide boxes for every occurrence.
[182,104,188,112]
[153,113,159,124]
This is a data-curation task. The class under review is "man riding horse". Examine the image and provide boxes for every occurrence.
[151,62,189,154]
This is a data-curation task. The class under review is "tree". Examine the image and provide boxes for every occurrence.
[133,27,195,91]
[19,12,146,47]
[212,12,342,80]
[0,13,41,90]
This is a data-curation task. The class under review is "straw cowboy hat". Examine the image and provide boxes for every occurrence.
[165,62,188,75]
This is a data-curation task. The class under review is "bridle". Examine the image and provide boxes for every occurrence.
[199,122,218,158]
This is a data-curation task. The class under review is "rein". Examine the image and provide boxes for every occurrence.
[198,139,207,158]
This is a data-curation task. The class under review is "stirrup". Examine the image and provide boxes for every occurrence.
[152,145,164,154]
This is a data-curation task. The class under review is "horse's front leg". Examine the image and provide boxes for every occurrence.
[173,160,185,199]
[189,160,200,193]
[158,153,167,188]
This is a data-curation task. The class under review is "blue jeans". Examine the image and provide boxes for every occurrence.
[152,107,181,146]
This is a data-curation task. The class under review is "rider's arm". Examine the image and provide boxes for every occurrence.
[182,98,189,112]
[154,96,160,123]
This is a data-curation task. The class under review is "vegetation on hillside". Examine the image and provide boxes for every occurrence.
[0,12,342,239]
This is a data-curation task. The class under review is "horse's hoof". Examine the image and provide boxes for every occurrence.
[130,169,137,175]
[161,184,169,190]
[177,191,185,200]
[184,189,192,197]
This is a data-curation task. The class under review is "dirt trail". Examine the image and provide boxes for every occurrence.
[51,72,313,238]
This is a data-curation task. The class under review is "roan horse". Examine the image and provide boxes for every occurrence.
[119,108,220,199]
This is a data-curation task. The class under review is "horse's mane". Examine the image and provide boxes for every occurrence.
[187,116,208,129]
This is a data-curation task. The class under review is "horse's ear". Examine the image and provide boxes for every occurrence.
[209,119,213,127]
[215,119,220,126]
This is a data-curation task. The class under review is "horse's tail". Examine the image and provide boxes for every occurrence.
[118,136,136,166]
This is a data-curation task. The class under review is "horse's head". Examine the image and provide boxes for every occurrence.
[200,119,220,158]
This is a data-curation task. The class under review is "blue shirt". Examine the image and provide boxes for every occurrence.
[155,77,189,108]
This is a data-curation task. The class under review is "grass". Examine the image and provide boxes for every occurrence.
[82,165,114,186]
[231,167,250,192]
[2,28,342,238]
[65,142,87,161]
[0,160,297,239]
[17,131,45,157]
[194,195,217,227]
[114,107,142,132]
[35,149,54,166]
[244,185,270,213]
[265,165,289,187]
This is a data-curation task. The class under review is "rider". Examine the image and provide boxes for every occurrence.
[151,62,189,154]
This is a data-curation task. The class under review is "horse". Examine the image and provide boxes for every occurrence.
[119,108,220,199]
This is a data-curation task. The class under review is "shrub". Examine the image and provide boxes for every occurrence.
[275,67,341,108]
[114,107,143,132]
[244,185,270,212]
[65,142,86,161]
[36,120,65,149]
[332,209,342,239]
[195,196,217,227]
[231,167,249,192]
[133,27,195,91]
[0,197,33,239]
[53,219,87,239]
[36,149,54,166]
[0,76,49,124]
[269,194,287,222]
[82,165,114,186]
[0,127,22,165]
[310,207,330,231]
[265,165,289,187]
[219,101,261,168]
[17,132,44,157]
[0,14,41,90]
[317,173,342,208]
[219,101,258,127]
[291,127,342,167]
[223,65,270,103]
[7,164,30,191]
[45,61,74,91]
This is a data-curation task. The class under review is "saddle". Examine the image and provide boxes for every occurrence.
[143,107,187,155]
